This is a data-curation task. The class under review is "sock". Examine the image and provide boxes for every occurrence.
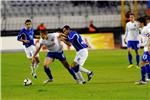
[30,65,35,74]
[141,66,146,82]
[128,53,132,64]
[68,68,77,80]
[72,64,79,73]
[79,66,91,74]
[145,64,150,79]
[44,66,53,80]
[136,54,140,66]
[76,71,85,82]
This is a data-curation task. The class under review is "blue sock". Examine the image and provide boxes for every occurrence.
[136,54,140,65]
[145,64,150,79]
[68,68,77,80]
[128,53,132,64]
[72,64,79,73]
[44,66,53,80]
[141,67,146,81]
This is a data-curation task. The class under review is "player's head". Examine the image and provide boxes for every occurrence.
[25,19,32,30]
[63,25,71,35]
[137,17,146,28]
[129,13,135,22]
[146,16,150,24]
[40,29,48,39]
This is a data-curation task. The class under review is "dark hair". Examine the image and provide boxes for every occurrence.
[25,19,32,24]
[146,16,150,21]
[129,13,134,16]
[40,29,47,34]
[57,28,63,32]
[63,25,70,30]
[137,17,146,25]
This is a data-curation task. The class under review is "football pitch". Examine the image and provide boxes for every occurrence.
[1,49,150,100]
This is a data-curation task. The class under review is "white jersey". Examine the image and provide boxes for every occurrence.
[141,23,150,51]
[39,33,63,52]
[125,21,140,41]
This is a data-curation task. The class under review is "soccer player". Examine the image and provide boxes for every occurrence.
[124,13,140,68]
[17,19,40,78]
[32,29,77,84]
[62,25,94,84]
[135,16,150,85]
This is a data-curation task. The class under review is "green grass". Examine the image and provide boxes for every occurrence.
[1,49,150,100]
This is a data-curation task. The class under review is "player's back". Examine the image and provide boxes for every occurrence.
[68,31,88,51]
[40,33,62,52]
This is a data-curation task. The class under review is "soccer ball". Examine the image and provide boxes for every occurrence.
[23,78,32,86]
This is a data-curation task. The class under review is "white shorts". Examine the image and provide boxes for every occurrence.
[23,45,39,59]
[74,48,88,66]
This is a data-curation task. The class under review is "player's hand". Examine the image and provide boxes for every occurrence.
[60,34,68,41]
[23,40,30,43]
[124,38,127,44]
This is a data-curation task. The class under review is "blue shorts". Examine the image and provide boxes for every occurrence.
[127,41,139,50]
[142,51,150,62]
[46,51,66,61]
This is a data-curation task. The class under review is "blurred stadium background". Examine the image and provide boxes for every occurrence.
[1,0,150,52]
[1,1,150,100]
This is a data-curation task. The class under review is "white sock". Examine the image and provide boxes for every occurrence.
[79,66,91,74]
[76,71,85,82]
[30,65,35,74]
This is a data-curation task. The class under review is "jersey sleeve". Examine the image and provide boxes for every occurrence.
[125,23,128,35]
[39,38,44,45]
[17,29,26,41]
[54,32,59,37]
[141,27,149,37]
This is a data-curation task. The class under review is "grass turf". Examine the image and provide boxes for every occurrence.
[1,49,150,100]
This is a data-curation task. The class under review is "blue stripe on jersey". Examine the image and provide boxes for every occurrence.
[17,28,34,47]
[68,31,88,51]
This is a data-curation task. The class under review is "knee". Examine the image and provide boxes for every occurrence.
[44,64,49,68]
[71,62,78,68]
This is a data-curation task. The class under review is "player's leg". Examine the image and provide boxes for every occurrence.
[135,62,147,85]
[43,56,54,84]
[31,45,40,67]
[60,60,77,80]
[56,51,77,80]
[75,49,93,81]
[127,41,134,68]
[145,64,150,81]
[23,46,36,77]
[135,52,147,85]
[146,54,150,81]
[135,50,140,68]
[71,62,86,84]
[30,45,40,78]
[134,41,140,68]
[127,48,134,68]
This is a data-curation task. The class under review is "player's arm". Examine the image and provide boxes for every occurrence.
[124,25,128,44]
[59,33,71,46]
[61,38,71,46]
[17,31,29,43]
[33,44,42,58]
[32,44,42,63]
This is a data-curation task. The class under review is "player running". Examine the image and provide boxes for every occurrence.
[32,29,77,84]
[135,16,150,85]
[124,13,140,68]
[62,25,94,84]
[17,19,40,78]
